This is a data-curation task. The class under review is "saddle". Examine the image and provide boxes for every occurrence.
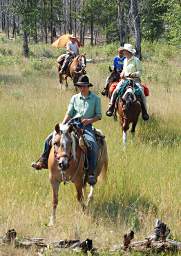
[78,128,105,152]
[117,79,142,99]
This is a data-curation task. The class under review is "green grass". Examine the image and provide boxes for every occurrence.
[0,35,181,255]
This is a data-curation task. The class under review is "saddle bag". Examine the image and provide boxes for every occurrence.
[142,84,150,96]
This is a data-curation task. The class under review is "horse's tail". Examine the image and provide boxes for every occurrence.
[97,140,108,183]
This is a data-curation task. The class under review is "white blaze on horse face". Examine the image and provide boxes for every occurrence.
[81,56,86,68]
[122,87,136,102]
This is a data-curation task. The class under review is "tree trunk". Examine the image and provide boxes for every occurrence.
[69,0,72,33]
[50,0,53,43]
[90,14,94,46]
[33,19,38,43]
[12,15,16,38]
[130,0,141,59]
[23,30,29,58]
[117,0,125,46]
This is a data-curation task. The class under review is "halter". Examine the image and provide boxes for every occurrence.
[53,128,84,184]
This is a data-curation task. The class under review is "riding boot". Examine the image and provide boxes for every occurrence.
[88,170,97,186]
[140,93,149,121]
[31,133,53,170]
[106,90,118,117]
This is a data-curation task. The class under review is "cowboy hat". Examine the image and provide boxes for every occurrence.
[69,34,76,39]
[123,43,136,54]
[75,75,93,87]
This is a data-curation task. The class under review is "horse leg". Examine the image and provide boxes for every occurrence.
[65,76,68,88]
[122,120,129,145]
[131,121,137,139]
[122,130,127,145]
[49,179,60,226]
[75,182,86,210]
[86,185,94,207]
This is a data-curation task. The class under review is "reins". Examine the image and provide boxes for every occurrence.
[53,131,85,184]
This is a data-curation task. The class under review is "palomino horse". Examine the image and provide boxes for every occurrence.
[57,54,86,87]
[48,121,108,226]
[116,84,141,144]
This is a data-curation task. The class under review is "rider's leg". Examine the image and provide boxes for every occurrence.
[106,80,124,116]
[59,54,70,74]
[31,133,53,170]
[83,126,98,186]
[136,83,149,121]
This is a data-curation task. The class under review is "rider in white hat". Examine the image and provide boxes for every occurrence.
[59,34,80,74]
[106,43,149,121]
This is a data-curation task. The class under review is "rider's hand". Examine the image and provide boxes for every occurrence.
[81,118,92,126]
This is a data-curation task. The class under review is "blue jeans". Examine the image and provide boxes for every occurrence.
[83,125,98,173]
[67,118,98,173]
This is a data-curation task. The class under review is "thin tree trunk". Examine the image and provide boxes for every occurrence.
[33,18,38,43]
[23,30,29,58]
[130,0,141,59]
[69,0,72,33]
[117,0,125,46]
[12,15,16,38]
[50,0,53,43]
[90,14,94,46]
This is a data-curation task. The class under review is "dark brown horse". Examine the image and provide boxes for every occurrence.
[102,67,120,99]
[57,54,86,88]
[116,86,141,144]
[48,122,108,226]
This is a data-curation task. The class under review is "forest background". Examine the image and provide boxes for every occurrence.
[0,1,181,255]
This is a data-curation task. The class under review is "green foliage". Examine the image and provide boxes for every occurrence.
[141,0,169,41]
[163,0,181,43]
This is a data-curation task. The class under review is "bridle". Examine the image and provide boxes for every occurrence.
[53,126,84,184]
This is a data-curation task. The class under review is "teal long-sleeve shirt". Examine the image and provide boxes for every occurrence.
[67,91,102,120]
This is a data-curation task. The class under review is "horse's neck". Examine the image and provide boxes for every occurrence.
[72,56,79,64]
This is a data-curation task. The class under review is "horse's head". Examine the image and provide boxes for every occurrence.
[107,66,120,85]
[53,123,75,171]
[122,86,136,112]
[77,54,86,70]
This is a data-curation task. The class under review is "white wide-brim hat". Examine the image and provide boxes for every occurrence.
[69,34,76,39]
[123,43,136,55]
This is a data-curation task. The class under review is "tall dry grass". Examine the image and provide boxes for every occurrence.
[0,36,180,255]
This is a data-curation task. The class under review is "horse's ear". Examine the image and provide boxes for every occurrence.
[83,52,86,56]
[55,123,60,134]
[114,66,117,72]
[109,66,112,72]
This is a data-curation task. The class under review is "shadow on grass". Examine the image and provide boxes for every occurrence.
[139,114,181,146]
[90,193,157,231]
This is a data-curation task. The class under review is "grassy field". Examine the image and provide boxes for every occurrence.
[0,35,181,255]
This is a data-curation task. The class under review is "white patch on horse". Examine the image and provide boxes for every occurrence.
[122,87,136,101]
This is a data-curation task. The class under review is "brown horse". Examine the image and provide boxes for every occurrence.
[48,122,108,226]
[116,86,141,144]
[101,67,120,99]
[57,54,86,87]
